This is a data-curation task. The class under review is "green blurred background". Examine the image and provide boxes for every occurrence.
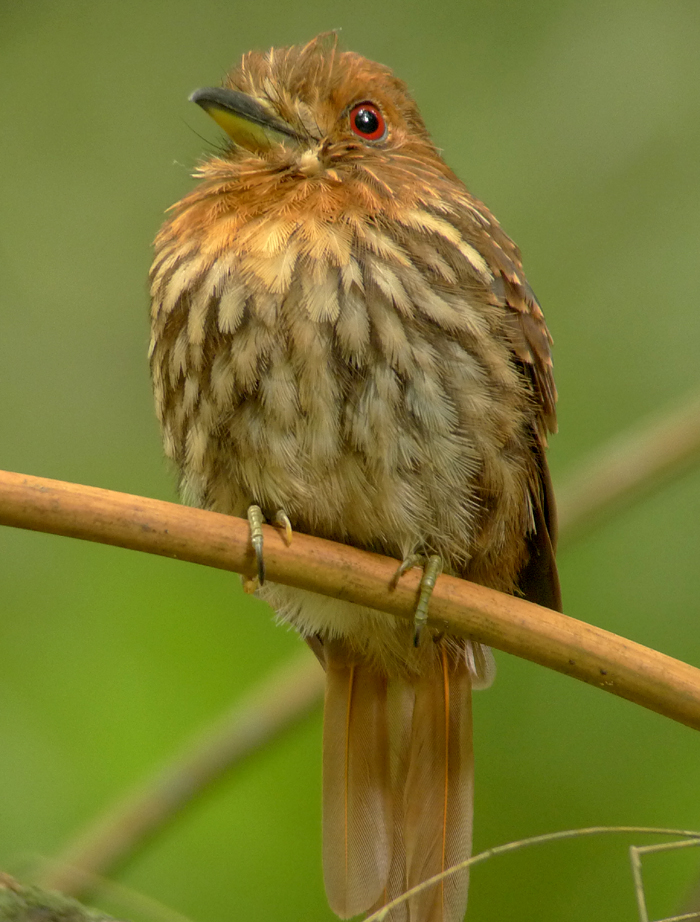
[2,0,700,919]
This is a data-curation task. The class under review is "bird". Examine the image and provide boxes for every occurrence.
[148,33,560,922]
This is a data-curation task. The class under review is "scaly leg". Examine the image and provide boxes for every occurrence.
[247,504,265,586]
[395,554,444,646]
[244,504,293,592]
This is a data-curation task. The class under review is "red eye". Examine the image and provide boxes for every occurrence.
[349,102,387,141]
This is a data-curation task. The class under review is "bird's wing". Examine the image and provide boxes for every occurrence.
[469,207,562,610]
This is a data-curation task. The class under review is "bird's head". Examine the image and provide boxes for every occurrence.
[187,34,458,209]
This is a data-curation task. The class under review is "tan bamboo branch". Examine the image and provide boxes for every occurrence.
[2,468,700,731]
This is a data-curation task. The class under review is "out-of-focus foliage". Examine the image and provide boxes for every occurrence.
[1,1,700,920]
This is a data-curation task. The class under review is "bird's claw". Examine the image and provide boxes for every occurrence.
[274,509,293,545]
[414,555,443,646]
[394,553,422,583]
[393,553,443,646]
[247,504,266,586]
[245,505,293,589]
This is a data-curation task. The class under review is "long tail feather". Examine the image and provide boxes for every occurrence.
[403,649,473,922]
[322,640,393,918]
[369,680,414,921]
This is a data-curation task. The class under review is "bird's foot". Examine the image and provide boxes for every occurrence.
[273,508,293,545]
[394,553,443,646]
[247,504,266,587]
[242,504,293,593]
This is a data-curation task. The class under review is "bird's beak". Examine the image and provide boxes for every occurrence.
[190,86,301,152]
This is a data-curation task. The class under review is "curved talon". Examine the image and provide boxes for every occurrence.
[413,555,443,647]
[247,504,266,585]
[394,553,444,645]
[391,553,421,589]
[274,509,293,545]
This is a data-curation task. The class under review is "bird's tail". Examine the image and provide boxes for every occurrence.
[321,638,393,918]
[400,649,473,922]
[321,638,474,922]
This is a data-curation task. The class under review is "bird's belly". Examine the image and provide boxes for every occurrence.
[258,580,495,686]
[260,581,415,672]
[197,386,487,570]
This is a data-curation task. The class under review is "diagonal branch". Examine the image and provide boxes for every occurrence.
[556,390,700,543]
[2,467,700,730]
[36,653,323,895]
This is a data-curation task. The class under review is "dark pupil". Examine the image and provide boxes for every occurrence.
[355,107,379,135]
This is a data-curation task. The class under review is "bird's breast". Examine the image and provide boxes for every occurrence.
[150,208,536,582]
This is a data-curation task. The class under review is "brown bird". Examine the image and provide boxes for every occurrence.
[149,34,560,922]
